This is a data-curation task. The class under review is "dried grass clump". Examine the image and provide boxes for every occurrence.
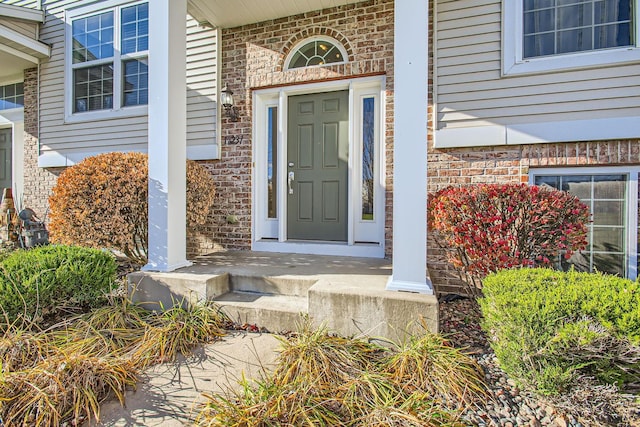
[0,297,228,426]
[273,321,384,389]
[197,321,486,427]
[132,302,227,367]
[383,333,487,409]
[0,352,137,426]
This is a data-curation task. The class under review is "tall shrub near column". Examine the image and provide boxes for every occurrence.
[427,183,590,295]
[48,152,215,264]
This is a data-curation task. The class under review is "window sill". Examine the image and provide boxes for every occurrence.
[64,105,148,124]
[503,47,640,77]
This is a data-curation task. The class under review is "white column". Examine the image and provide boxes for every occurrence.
[143,0,191,272]
[386,0,433,294]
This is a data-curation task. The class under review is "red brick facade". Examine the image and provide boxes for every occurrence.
[22,68,61,218]
[193,0,396,256]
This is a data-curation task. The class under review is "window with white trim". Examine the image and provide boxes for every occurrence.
[531,167,639,280]
[68,2,148,115]
[285,37,348,70]
[0,82,23,110]
[503,0,640,75]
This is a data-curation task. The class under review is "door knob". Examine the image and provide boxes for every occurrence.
[288,171,295,195]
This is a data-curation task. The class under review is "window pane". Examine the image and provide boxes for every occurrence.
[557,4,593,29]
[72,11,114,63]
[121,3,149,55]
[122,58,148,107]
[362,97,375,221]
[0,83,25,110]
[74,64,114,112]
[562,175,592,199]
[595,0,631,23]
[287,39,346,69]
[267,107,278,219]
[534,173,629,277]
[524,33,555,58]
[525,9,555,34]
[557,28,593,53]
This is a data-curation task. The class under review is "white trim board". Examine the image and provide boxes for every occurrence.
[434,116,640,148]
[38,144,219,167]
[0,4,44,23]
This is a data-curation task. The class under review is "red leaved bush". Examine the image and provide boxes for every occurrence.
[48,152,216,264]
[428,184,589,294]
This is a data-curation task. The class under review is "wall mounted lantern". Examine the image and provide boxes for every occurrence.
[220,86,240,122]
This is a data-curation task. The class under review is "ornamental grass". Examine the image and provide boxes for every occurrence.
[196,319,487,427]
[0,296,227,426]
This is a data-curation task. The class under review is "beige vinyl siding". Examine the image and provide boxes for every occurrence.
[0,17,38,38]
[435,0,640,130]
[186,16,217,151]
[38,0,218,161]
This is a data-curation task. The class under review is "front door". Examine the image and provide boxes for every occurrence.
[287,91,349,241]
[0,129,11,190]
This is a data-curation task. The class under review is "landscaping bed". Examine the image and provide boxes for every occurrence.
[440,296,640,427]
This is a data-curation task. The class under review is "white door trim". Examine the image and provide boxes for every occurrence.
[251,76,386,257]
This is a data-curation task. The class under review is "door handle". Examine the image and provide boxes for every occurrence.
[288,171,295,195]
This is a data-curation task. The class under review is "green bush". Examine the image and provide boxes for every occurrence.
[479,268,640,395]
[0,245,117,323]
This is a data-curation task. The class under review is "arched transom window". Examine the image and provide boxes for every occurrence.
[286,37,348,69]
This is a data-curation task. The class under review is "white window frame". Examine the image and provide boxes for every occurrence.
[529,166,640,280]
[503,0,640,76]
[252,76,386,258]
[64,0,148,123]
[284,36,349,70]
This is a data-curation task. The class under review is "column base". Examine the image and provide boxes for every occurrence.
[386,275,434,294]
[142,259,193,273]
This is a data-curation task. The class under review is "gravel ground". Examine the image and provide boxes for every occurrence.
[439,296,640,427]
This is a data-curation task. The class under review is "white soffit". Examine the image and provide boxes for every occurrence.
[188,0,362,28]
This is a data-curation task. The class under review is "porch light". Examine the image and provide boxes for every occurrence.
[220,86,240,122]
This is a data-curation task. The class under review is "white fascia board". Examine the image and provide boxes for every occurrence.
[0,4,44,23]
[434,125,506,148]
[434,116,640,148]
[507,116,640,145]
[187,144,219,160]
[0,107,24,124]
[0,25,50,59]
[38,144,218,168]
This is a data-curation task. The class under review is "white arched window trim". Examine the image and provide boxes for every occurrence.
[284,36,349,70]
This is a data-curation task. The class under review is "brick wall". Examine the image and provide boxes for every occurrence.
[22,67,61,218]
[192,0,396,256]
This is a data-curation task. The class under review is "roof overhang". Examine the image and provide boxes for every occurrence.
[0,22,50,80]
[0,3,44,23]
[187,0,363,28]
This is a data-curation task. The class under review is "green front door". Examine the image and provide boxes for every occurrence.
[287,91,349,241]
[0,129,11,190]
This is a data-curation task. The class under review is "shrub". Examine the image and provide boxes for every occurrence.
[0,245,117,323]
[428,183,589,294]
[48,152,216,264]
[479,268,640,395]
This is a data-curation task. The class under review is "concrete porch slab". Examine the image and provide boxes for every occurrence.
[128,251,438,340]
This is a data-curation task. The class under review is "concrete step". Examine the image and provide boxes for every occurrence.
[229,275,316,297]
[128,271,229,311]
[214,291,308,333]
